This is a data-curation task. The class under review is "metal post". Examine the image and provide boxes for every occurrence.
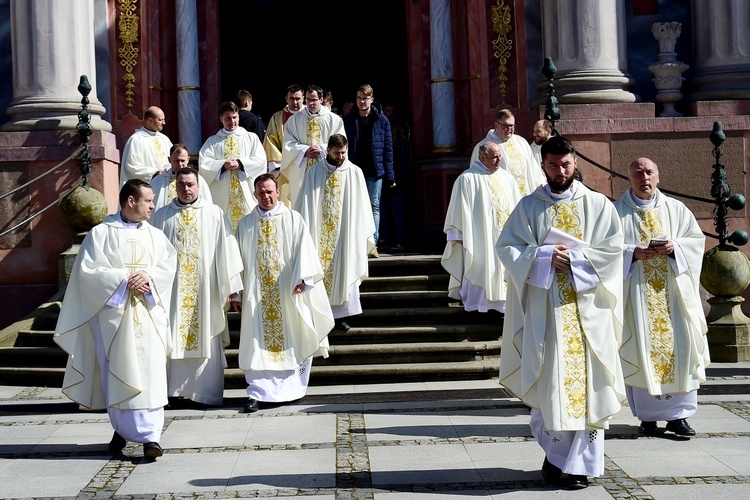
[543,57,560,136]
[76,75,93,188]
[709,121,748,248]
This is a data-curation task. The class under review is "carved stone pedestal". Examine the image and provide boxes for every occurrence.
[706,296,750,362]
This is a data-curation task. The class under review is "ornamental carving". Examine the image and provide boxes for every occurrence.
[118,0,140,109]
[491,0,513,98]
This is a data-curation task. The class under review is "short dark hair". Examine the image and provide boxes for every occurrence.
[328,134,348,149]
[119,179,151,206]
[254,173,278,188]
[306,85,323,99]
[220,101,239,115]
[175,166,199,181]
[287,84,304,95]
[541,135,576,161]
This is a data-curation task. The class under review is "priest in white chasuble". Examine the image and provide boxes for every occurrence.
[120,106,173,186]
[280,85,345,207]
[54,179,177,459]
[614,157,709,437]
[233,174,334,413]
[199,101,267,231]
[470,109,545,196]
[294,134,375,332]
[151,143,213,210]
[151,167,243,407]
[442,141,521,313]
[497,136,625,490]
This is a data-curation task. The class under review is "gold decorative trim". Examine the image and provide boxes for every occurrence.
[177,86,201,91]
[430,78,455,83]
[432,146,459,153]
[118,0,140,109]
[491,0,513,98]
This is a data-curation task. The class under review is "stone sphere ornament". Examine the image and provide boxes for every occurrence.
[701,245,750,297]
[60,185,108,232]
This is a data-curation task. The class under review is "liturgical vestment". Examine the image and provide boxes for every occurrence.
[120,127,173,186]
[54,215,176,441]
[151,197,244,405]
[280,106,345,206]
[471,131,545,196]
[236,202,334,402]
[497,181,625,477]
[294,158,375,317]
[614,188,709,421]
[441,161,521,312]
[198,127,267,230]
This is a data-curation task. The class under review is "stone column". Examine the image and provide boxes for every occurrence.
[540,0,636,103]
[2,0,110,131]
[430,0,457,152]
[689,0,750,101]
[175,0,202,152]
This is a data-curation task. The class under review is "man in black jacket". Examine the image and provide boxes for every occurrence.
[236,90,266,142]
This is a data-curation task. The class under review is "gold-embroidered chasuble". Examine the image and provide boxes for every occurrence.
[151,135,167,165]
[636,208,675,384]
[487,172,512,228]
[503,140,529,195]
[305,117,322,172]
[175,207,200,353]
[319,169,344,295]
[550,201,588,420]
[165,175,177,205]
[224,135,246,230]
[257,217,285,362]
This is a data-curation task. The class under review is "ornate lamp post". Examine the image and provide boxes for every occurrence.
[700,121,750,361]
[60,75,108,233]
[543,57,560,136]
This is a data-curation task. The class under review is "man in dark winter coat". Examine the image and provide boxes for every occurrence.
[343,84,394,257]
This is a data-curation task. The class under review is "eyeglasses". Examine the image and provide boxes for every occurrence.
[306,98,320,103]
[356,96,373,102]
[495,122,515,129]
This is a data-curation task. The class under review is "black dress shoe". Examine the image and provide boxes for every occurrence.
[638,420,658,435]
[243,398,259,413]
[334,320,350,332]
[666,418,695,436]
[108,431,126,452]
[541,456,562,483]
[143,442,163,458]
[567,474,589,490]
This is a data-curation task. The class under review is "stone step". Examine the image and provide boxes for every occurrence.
[0,366,66,387]
[359,290,452,308]
[221,359,501,387]
[14,330,59,348]
[359,274,449,292]
[0,346,65,366]
[327,324,501,345]
[223,340,502,368]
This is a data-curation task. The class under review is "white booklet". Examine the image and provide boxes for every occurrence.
[542,227,589,249]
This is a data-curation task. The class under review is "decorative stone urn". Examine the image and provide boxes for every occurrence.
[648,22,689,117]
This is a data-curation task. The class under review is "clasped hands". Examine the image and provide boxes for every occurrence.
[127,270,151,294]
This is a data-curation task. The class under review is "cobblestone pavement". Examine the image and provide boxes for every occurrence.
[2,372,750,499]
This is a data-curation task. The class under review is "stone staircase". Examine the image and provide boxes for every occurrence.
[0,255,504,387]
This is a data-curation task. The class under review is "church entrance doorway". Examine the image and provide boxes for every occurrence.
[218,0,411,127]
